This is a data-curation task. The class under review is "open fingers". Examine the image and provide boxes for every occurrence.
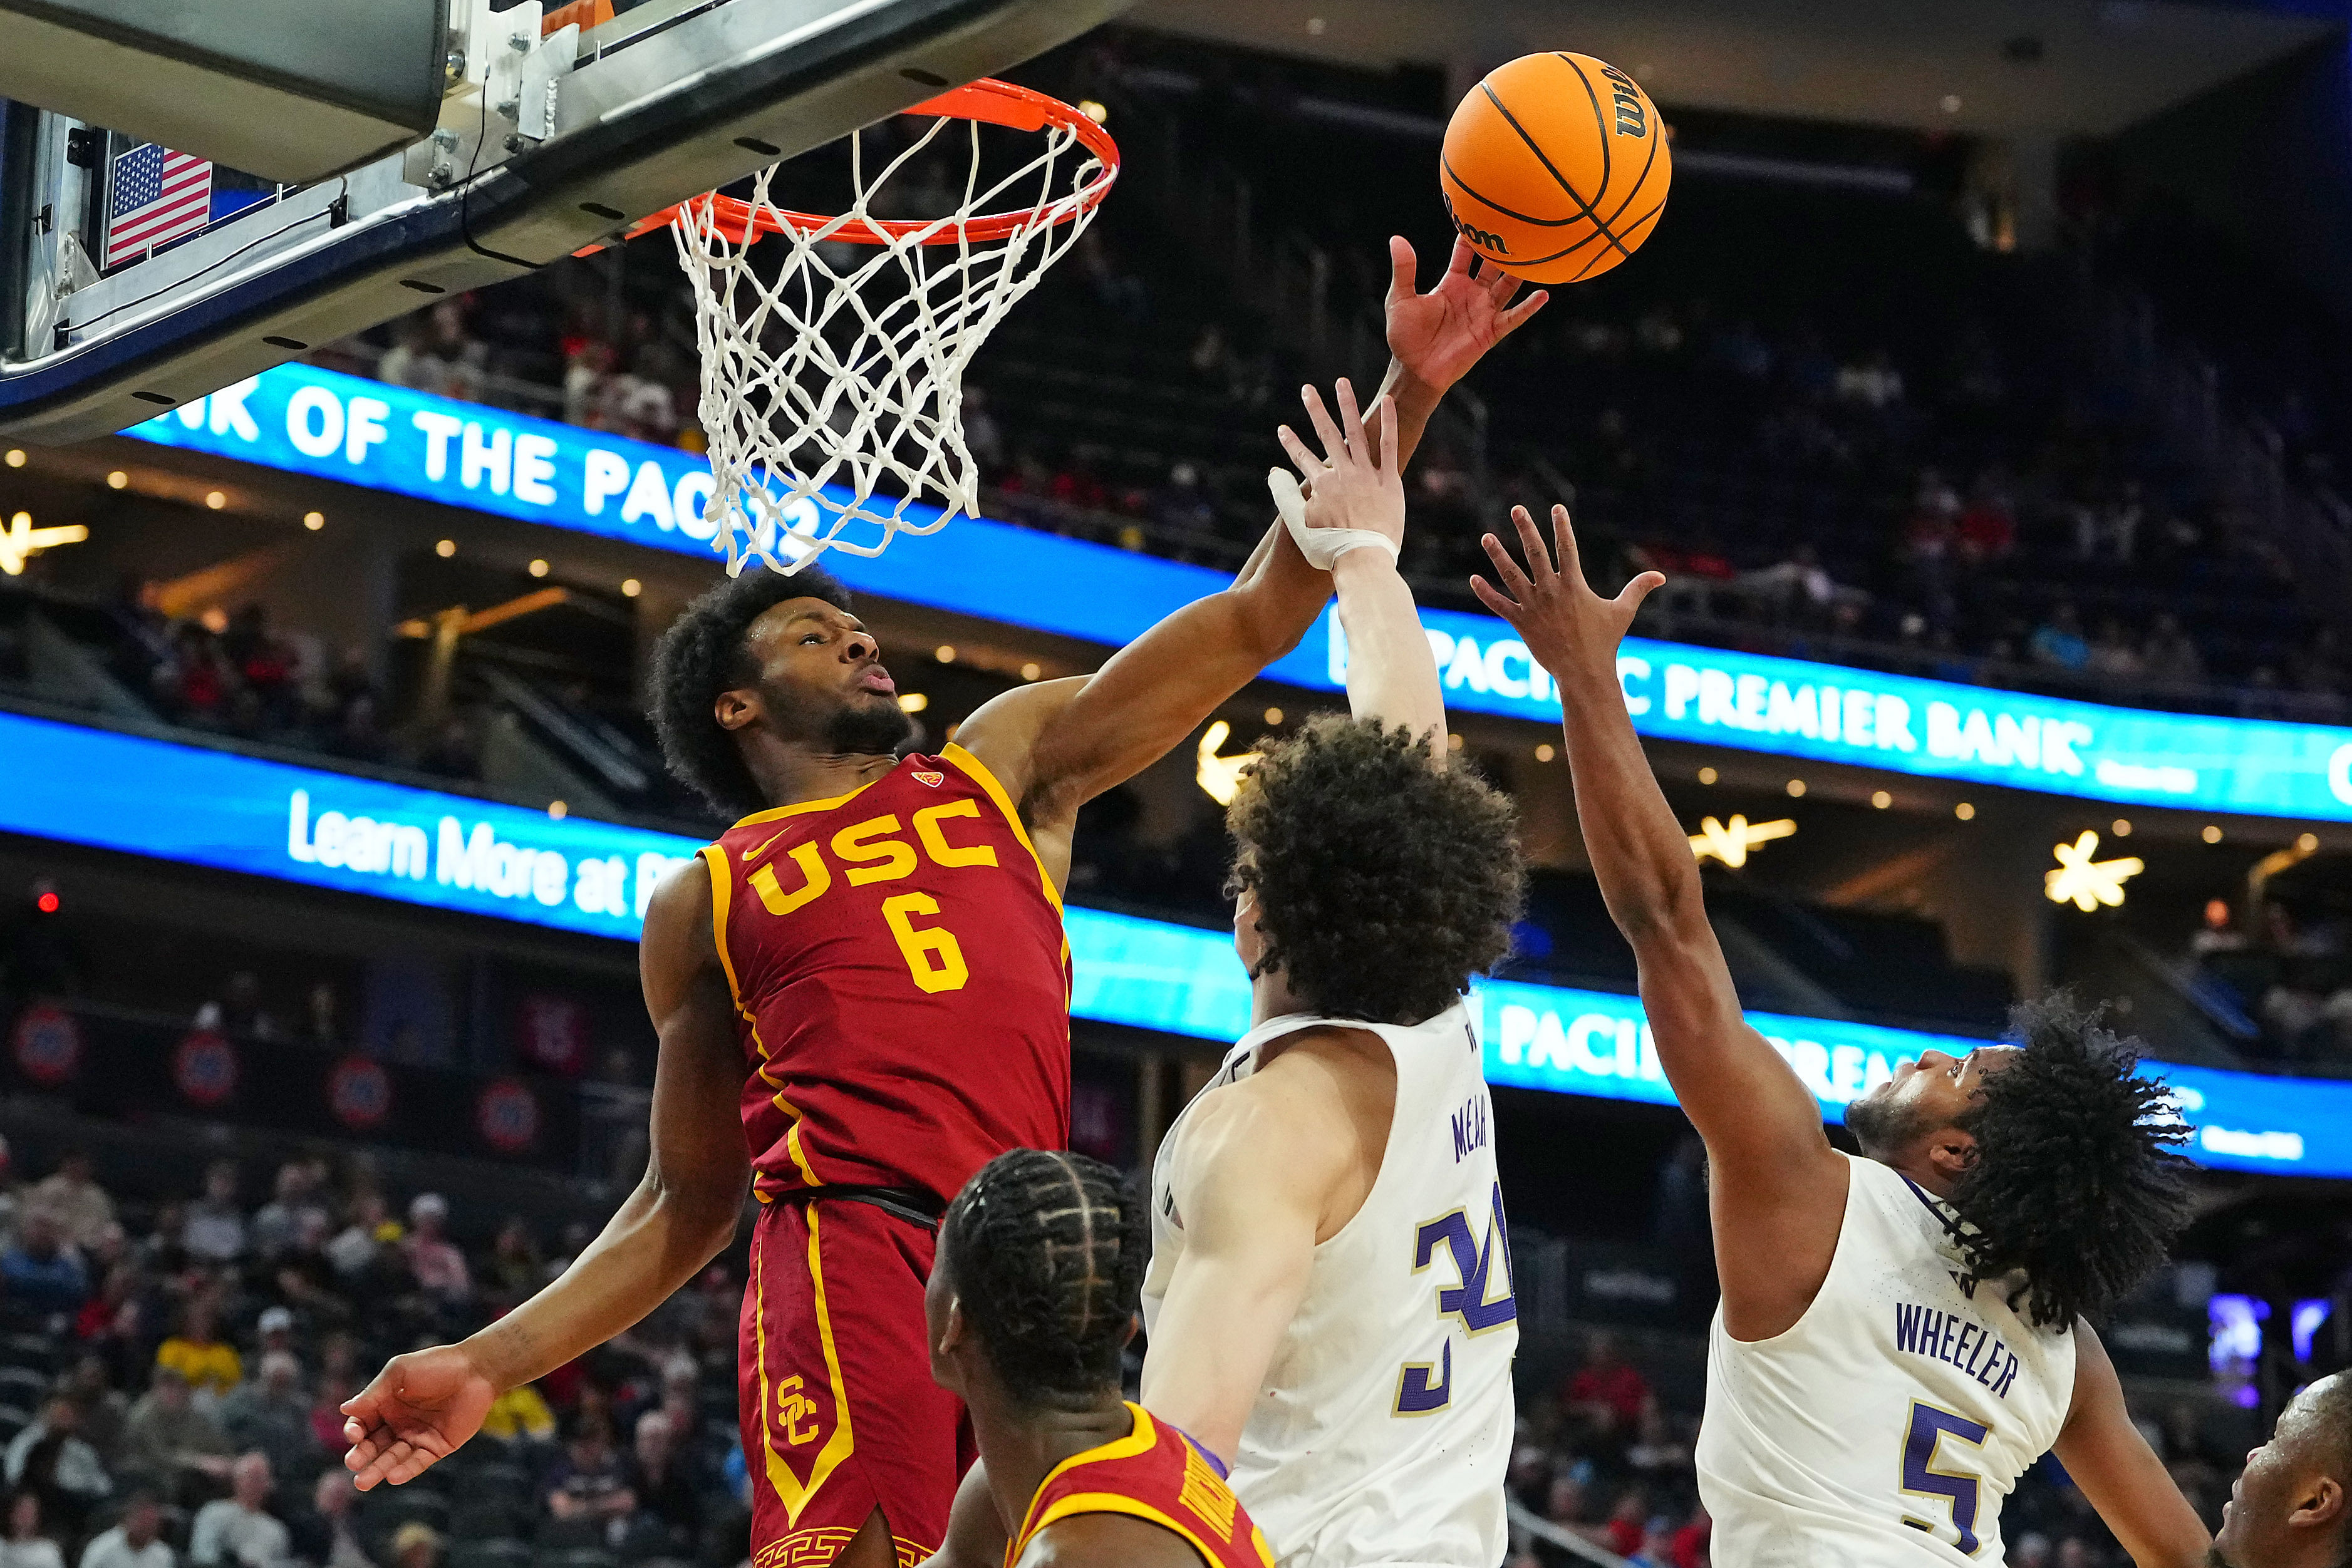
[1506,503,1556,582]
[1274,425,1320,478]
[1298,384,1346,465]
[1445,236,1476,279]
[1386,235,1417,301]
[1469,574,1522,621]
[1480,527,1537,601]
[1617,570,1668,616]
[1545,503,1582,584]
[1496,286,1550,336]
[1332,377,1364,461]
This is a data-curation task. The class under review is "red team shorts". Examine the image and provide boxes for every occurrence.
[737,1197,973,1568]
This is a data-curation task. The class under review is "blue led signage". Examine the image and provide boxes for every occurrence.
[127,367,2352,822]
[3,710,2344,1179]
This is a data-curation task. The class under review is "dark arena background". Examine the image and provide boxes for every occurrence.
[3,2,2352,1565]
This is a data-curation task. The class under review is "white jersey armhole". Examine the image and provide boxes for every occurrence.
[1716,1150,1860,1349]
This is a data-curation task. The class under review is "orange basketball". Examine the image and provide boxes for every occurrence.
[1440,53,1671,285]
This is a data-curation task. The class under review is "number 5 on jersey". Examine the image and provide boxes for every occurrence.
[1396,1183,1516,1415]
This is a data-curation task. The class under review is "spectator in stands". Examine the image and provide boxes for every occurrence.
[484,1219,542,1305]
[2087,618,2144,679]
[195,977,275,1044]
[251,1164,331,1263]
[1,1217,87,1318]
[477,1381,556,1447]
[2029,602,2091,672]
[1562,1329,1650,1442]
[323,1196,393,1282]
[1833,348,1904,410]
[4,1396,110,1534]
[75,1267,144,1389]
[1957,472,2018,564]
[27,1154,113,1253]
[218,1353,314,1486]
[56,1357,127,1473]
[562,343,614,428]
[2076,481,2144,564]
[541,1408,635,1541]
[377,321,446,396]
[177,1165,246,1266]
[0,1492,63,1568]
[190,1454,288,1568]
[121,1368,232,1500]
[621,1410,701,1557]
[285,1471,369,1568]
[154,1300,241,1405]
[386,1524,438,1568]
[2142,613,2206,685]
[960,387,1004,475]
[1739,543,1842,628]
[401,1195,469,1306]
[76,1487,168,1568]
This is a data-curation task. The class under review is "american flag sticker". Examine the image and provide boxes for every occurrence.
[105,143,212,268]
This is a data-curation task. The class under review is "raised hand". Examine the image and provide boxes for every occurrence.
[1471,504,1664,684]
[1384,236,1549,395]
[1268,379,1402,569]
[341,1343,497,1490]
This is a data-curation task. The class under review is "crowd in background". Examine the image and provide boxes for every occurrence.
[2192,896,2352,1067]
[0,1146,747,1568]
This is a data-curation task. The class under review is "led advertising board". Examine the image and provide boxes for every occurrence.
[4,710,2343,1178]
[128,367,2352,822]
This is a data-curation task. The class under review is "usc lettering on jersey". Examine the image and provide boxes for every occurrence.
[701,745,1072,1207]
[1007,1404,1275,1568]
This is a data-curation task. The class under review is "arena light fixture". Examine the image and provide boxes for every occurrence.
[1697,766,1717,785]
[1535,743,1556,763]
[105,470,127,489]
[621,579,642,598]
[2045,830,2143,912]
[1196,720,1261,807]
[898,693,929,713]
[302,512,324,531]
[1870,791,1892,809]
[1263,707,1283,726]
[1689,814,1796,869]
[0,512,90,575]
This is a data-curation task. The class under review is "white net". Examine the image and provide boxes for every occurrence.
[671,101,1113,577]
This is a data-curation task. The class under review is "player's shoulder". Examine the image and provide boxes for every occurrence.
[1017,1510,1213,1568]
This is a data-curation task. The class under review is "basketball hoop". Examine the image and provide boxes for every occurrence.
[612,79,1117,577]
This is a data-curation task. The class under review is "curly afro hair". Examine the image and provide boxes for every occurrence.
[940,1148,1144,1411]
[1227,714,1521,1026]
[648,566,851,820]
[1950,993,2193,1329]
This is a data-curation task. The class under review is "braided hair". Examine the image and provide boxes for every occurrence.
[939,1148,1146,1411]
[1949,994,2193,1329]
[648,565,852,820]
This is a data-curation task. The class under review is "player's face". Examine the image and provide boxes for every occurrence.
[2213,1374,2346,1566]
[728,598,913,755]
[1843,1046,2019,1153]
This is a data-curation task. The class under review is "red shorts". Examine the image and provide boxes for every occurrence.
[737,1197,972,1568]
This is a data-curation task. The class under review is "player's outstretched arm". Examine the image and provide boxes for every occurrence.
[2052,1324,2210,1568]
[342,861,749,1489]
[955,238,1545,881]
[1139,1054,1359,1463]
[1473,505,1847,1339]
[1271,380,1445,752]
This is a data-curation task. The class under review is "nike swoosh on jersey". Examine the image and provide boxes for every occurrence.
[740,828,792,862]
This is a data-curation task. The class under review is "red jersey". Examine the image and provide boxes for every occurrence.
[700,745,1071,1207]
[1007,1405,1275,1568]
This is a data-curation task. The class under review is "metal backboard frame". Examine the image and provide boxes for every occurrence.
[0,0,1129,443]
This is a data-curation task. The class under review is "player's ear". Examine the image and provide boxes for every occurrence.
[713,686,760,733]
[1924,1126,1980,1183]
[2292,1472,2343,1527]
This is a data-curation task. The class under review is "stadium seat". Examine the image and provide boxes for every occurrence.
[0,1367,50,1408]
[0,1333,59,1373]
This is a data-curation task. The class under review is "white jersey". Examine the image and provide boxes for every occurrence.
[1696,1152,2078,1566]
[1142,1001,1515,1568]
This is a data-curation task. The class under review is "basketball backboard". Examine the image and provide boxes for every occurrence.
[0,0,1129,444]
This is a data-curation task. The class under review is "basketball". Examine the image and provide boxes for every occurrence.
[1440,52,1672,285]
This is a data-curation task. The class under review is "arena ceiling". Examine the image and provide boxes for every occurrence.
[1134,0,2341,137]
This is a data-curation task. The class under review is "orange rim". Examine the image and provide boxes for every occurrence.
[593,78,1117,253]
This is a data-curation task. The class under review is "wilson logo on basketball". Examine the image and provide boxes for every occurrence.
[1603,66,1648,137]
[1447,207,1510,255]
